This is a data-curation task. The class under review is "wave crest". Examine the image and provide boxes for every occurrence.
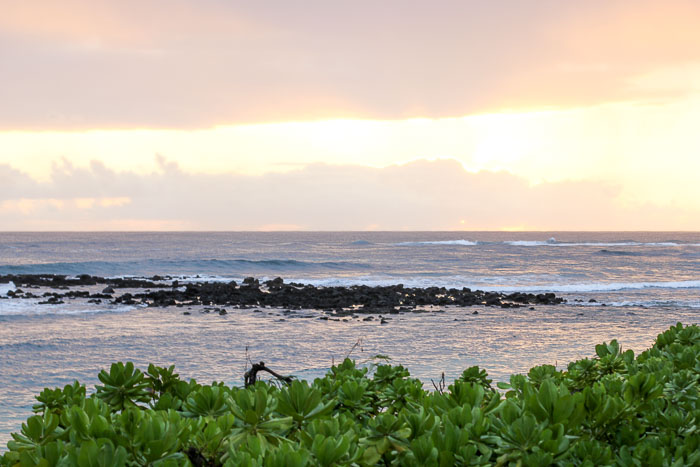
[394,240,478,246]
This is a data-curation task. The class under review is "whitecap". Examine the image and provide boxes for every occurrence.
[0,298,140,316]
[0,281,16,296]
[505,241,683,247]
[505,241,551,246]
[393,240,478,246]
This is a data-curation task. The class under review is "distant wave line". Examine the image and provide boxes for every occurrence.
[392,240,698,247]
[576,299,700,309]
[0,258,372,275]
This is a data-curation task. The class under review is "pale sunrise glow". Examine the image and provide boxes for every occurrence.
[3,97,700,213]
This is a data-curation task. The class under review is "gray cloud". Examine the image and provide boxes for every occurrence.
[1,158,695,230]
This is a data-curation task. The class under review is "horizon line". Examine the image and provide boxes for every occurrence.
[1,230,699,234]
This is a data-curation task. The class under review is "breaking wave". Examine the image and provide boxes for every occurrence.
[391,239,697,248]
[0,281,15,295]
[393,240,479,246]
[505,241,686,247]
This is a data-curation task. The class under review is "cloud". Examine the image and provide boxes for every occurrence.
[1,1,699,129]
[1,158,697,231]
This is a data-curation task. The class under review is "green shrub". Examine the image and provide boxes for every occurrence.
[3,322,700,466]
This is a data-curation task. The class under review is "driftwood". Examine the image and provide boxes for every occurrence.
[244,361,294,387]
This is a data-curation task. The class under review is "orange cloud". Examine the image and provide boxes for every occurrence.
[0,197,131,214]
[552,1,700,64]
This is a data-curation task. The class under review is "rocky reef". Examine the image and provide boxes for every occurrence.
[0,274,564,312]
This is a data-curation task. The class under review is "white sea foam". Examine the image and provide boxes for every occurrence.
[455,280,700,293]
[174,274,237,283]
[0,298,140,316]
[505,241,553,246]
[282,276,700,293]
[0,281,15,296]
[107,274,235,283]
[553,280,700,292]
[569,242,681,247]
[394,239,691,248]
[472,280,700,293]
[394,240,478,246]
[505,241,684,247]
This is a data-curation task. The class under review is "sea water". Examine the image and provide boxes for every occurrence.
[1,231,699,448]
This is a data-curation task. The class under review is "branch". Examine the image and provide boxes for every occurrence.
[244,361,294,388]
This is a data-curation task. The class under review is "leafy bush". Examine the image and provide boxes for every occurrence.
[3,323,700,466]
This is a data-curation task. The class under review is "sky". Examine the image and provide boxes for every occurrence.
[2,0,700,231]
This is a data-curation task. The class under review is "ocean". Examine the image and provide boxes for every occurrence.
[1,231,699,448]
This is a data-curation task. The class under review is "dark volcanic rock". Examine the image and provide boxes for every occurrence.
[242,277,259,288]
[265,277,285,291]
[0,274,168,290]
[128,281,566,310]
[1,275,567,310]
